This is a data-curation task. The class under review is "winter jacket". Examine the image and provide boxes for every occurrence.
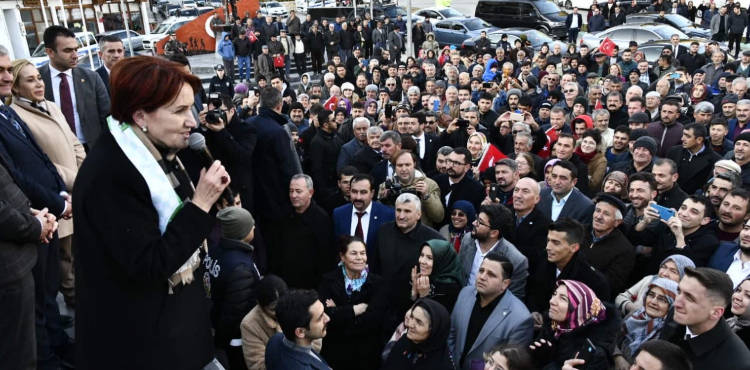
[209,75,234,97]
[646,120,684,158]
[667,143,721,195]
[586,152,608,196]
[286,15,301,35]
[234,36,253,57]
[711,12,731,35]
[218,35,235,61]
[581,227,636,299]
[324,30,340,52]
[527,252,611,313]
[728,10,748,34]
[307,30,325,50]
[339,28,354,50]
[588,14,606,32]
[378,170,444,228]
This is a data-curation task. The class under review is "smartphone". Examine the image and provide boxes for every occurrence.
[576,338,596,370]
[510,112,524,122]
[482,82,493,89]
[488,184,499,202]
[670,72,680,79]
[385,104,393,118]
[651,204,675,220]
[248,90,255,99]
[456,119,470,128]
[433,100,440,112]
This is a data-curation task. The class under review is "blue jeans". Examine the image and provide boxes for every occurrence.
[237,56,251,81]
[284,55,291,76]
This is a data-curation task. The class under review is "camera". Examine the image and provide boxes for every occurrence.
[456,119,470,128]
[383,178,418,202]
[482,82,493,89]
[205,109,223,124]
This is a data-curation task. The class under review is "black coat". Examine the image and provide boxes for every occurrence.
[269,201,334,289]
[324,31,340,52]
[527,252,611,313]
[506,207,552,275]
[667,144,722,195]
[309,129,344,198]
[581,227,635,298]
[656,183,689,212]
[205,116,256,213]
[610,159,654,178]
[73,131,216,369]
[434,174,486,228]
[317,269,387,370]
[351,146,383,174]
[339,28,354,49]
[648,223,720,271]
[660,314,750,370]
[535,303,621,370]
[307,31,325,50]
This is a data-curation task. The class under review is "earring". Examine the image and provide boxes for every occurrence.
[142,126,148,133]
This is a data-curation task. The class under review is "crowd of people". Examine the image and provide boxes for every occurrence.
[9,3,750,370]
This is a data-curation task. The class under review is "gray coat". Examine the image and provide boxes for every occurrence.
[710,12,730,35]
[458,234,528,300]
[387,30,403,56]
[447,286,534,370]
[372,27,386,46]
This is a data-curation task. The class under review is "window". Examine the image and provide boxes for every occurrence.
[435,22,451,29]
[520,4,536,16]
[610,29,634,40]
[634,29,658,42]
[451,23,465,31]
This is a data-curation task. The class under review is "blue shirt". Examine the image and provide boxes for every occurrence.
[550,189,573,221]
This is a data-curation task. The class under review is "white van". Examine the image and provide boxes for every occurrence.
[29,32,101,69]
[142,17,195,51]
[295,0,335,14]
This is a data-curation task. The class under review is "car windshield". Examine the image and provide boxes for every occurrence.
[180,9,198,16]
[384,6,408,18]
[463,18,491,30]
[439,8,464,18]
[651,26,688,39]
[32,44,46,57]
[664,14,693,27]
[153,22,172,34]
[267,1,282,6]
[534,0,563,15]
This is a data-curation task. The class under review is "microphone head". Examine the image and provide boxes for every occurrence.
[188,132,206,151]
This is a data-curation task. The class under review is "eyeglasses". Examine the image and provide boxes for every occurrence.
[451,211,466,217]
[476,217,490,228]
[564,89,576,93]
[445,159,466,166]
[386,83,395,86]
[646,291,670,305]
[461,107,479,112]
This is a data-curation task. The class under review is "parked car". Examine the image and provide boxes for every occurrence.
[197,6,215,15]
[633,41,733,67]
[432,17,500,48]
[259,1,289,20]
[168,8,199,17]
[210,0,222,7]
[476,0,568,39]
[461,28,556,54]
[142,17,195,51]
[295,0,336,14]
[348,4,409,23]
[579,24,692,51]
[411,7,467,22]
[95,29,144,50]
[625,13,711,38]
[557,0,650,11]
[181,0,197,9]
[160,4,180,18]
[29,32,101,69]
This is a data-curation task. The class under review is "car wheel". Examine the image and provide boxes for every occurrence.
[565,0,572,8]
[538,27,550,35]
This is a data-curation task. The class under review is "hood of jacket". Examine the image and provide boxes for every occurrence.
[483,58,499,82]
[300,72,313,90]
[220,31,231,43]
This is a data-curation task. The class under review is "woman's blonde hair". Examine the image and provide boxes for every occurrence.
[5,58,36,105]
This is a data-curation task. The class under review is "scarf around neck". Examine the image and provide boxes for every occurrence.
[621,278,677,356]
[340,261,368,296]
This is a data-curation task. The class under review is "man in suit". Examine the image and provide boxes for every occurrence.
[609,4,627,27]
[565,7,583,44]
[660,267,750,369]
[506,178,552,275]
[333,174,395,254]
[0,147,57,370]
[435,147,486,227]
[408,111,439,174]
[0,46,72,370]
[39,26,110,149]
[350,127,384,174]
[667,34,689,60]
[387,25,403,63]
[458,204,528,299]
[95,34,125,97]
[537,160,595,224]
[448,252,534,370]
[370,130,402,190]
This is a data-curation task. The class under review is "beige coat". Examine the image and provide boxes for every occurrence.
[240,305,322,370]
[378,170,444,228]
[10,98,85,238]
[587,152,607,191]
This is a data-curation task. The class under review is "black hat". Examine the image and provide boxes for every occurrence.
[290,102,304,112]
[501,33,508,39]
[737,132,750,144]
[722,94,739,105]
[540,101,553,110]
[628,112,650,123]
[562,52,572,58]
[633,136,658,157]
[595,192,627,216]
[214,64,225,71]
[525,75,539,88]
[629,41,638,47]
[587,72,599,78]
[693,68,706,75]
[628,68,641,77]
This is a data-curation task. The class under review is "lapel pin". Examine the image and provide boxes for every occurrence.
[374,216,378,220]
[503,311,507,315]
[81,79,85,83]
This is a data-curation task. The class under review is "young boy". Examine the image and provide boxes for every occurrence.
[709,118,733,156]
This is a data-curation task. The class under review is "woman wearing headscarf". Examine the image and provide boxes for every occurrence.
[539,158,560,189]
[382,298,454,370]
[690,83,709,105]
[614,278,678,369]
[410,239,463,313]
[317,236,387,370]
[615,255,694,316]
[531,280,620,370]
[337,97,352,116]
[728,275,750,348]
[467,132,489,168]
[601,171,629,202]
[439,201,477,253]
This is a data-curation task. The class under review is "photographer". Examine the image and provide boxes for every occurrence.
[440,101,488,148]
[201,93,257,212]
[378,150,444,227]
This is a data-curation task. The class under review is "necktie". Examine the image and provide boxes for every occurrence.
[0,106,27,139]
[58,73,76,135]
[415,138,422,157]
[355,211,365,240]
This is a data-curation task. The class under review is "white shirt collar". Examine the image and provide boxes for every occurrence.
[48,64,72,78]
[353,202,373,215]
[685,326,698,339]
[412,132,424,140]
[554,189,574,204]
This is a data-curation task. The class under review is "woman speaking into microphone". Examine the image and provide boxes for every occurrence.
[73,56,230,370]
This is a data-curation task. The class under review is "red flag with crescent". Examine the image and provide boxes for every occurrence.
[323,96,338,111]
[537,127,559,159]
[599,37,616,57]
[477,144,507,173]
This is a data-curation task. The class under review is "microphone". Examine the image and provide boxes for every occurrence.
[188,133,234,206]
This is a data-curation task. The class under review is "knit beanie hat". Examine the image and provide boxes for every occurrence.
[217,207,255,241]
[573,96,589,108]
[633,136,657,157]
[507,88,522,99]
[629,128,650,142]
[736,132,750,145]
[290,102,304,112]
[660,255,695,280]
[525,75,539,89]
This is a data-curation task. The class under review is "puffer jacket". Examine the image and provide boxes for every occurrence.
[421,34,439,56]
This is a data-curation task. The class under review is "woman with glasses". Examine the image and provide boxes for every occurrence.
[614,278,678,370]
[439,200,477,253]
[482,344,533,370]
[615,255,694,316]
[515,153,536,179]
[530,280,620,370]
[365,98,379,120]
[575,128,607,194]
[727,275,750,349]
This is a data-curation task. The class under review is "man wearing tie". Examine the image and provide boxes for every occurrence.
[95,34,125,97]
[333,174,395,254]
[38,26,110,150]
[0,45,73,370]
[669,34,688,59]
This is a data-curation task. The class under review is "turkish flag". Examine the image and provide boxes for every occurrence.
[248,32,257,43]
[599,37,616,57]
[537,127,559,159]
[476,144,507,173]
[594,99,603,110]
[323,96,338,111]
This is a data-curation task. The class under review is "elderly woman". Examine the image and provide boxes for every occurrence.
[614,278,678,369]
[8,59,85,309]
[531,280,620,370]
[516,152,536,179]
[439,200,477,253]
[382,298,454,370]
[73,56,232,369]
[615,255,694,316]
[317,236,386,370]
[729,275,750,348]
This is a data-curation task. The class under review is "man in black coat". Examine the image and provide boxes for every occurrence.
[475,31,493,56]
[434,148,486,228]
[527,219,610,321]
[609,4,627,27]
[506,178,552,275]
[660,267,750,369]
[667,123,722,195]
[324,24,340,63]
[271,175,334,290]
[339,22,354,62]
[652,158,689,212]
[371,193,444,337]
[307,25,325,74]
[247,87,302,229]
[309,110,344,200]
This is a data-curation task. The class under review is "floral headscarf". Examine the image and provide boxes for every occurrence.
[551,280,607,339]
[467,132,488,160]
[339,261,369,297]
[620,278,678,355]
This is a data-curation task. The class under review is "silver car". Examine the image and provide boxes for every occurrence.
[579,24,691,51]
[95,30,144,50]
